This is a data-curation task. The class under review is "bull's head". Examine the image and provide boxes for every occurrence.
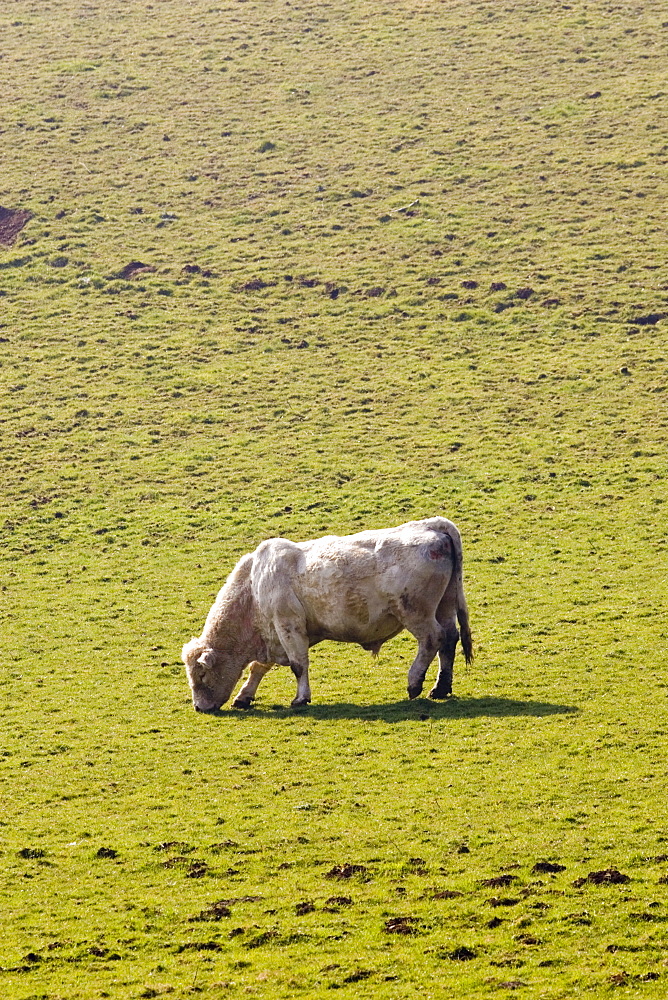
[182,637,244,712]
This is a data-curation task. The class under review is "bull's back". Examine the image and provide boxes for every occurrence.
[292,536,396,642]
[295,527,451,642]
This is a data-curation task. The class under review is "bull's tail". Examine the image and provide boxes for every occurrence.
[457,597,474,665]
[439,519,474,665]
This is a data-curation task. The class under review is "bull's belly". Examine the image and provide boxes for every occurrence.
[306,610,401,647]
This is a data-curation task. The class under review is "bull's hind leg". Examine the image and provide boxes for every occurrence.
[406,620,444,700]
[429,622,459,699]
[233,661,273,709]
[429,586,460,699]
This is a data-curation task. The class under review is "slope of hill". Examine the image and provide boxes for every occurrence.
[1,1,667,996]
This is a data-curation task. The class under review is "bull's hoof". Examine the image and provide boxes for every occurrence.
[407,684,424,700]
[291,697,311,708]
[428,686,452,700]
[232,697,253,710]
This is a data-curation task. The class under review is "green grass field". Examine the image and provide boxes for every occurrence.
[1,0,668,996]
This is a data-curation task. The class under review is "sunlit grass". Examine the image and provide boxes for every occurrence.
[1,0,667,996]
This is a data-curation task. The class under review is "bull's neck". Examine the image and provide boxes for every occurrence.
[203,578,265,665]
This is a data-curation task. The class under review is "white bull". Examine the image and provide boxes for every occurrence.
[182,516,473,711]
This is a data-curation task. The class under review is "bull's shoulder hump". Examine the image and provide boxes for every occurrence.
[252,537,303,571]
[254,536,301,554]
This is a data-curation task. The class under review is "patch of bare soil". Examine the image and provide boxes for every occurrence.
[235,276,273,292]
[442,946,476,961]
[533,861,566,874]
[190,901,232,921]
[117,261,156,279]
[95,847,118,859]
[175,941,222,953]
[0,207,31,246]
[323,895,353,910]
[341,969,373,983]
[161,855,208,877]
[383,916,421,935]
[481,874,518,888]
[295,901,315,915]
[325,863,367,880]
[572,868,630,887]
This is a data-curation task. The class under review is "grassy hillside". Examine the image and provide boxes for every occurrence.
[1,1,667,996]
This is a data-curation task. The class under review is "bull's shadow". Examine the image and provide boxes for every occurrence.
[220,696,578,723]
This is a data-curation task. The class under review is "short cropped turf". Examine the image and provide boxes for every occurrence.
[1,1,667,997]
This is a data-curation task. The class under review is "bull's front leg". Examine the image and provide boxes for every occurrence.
[406,623,443,699]
[429,623,459,699]
[275,621,311,707]
[233,661,273,709]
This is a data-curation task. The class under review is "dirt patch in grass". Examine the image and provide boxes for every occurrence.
[439,946,477,961]
[325,863,367,880]
[572,868,630,887]
[481,874,518,888]
[117,261,156,279]
[190,901,232,921]
[383,916,421,935]
[323,895,353,910]
[0,207,31,246]
[533,861,566,874]
[95,846,118,859]
[295,900,315,915]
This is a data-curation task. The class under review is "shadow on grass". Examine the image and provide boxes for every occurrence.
[220,696,579,723]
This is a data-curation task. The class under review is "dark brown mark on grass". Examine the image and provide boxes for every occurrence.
[208,840,239,852]
[481,874,518,888]
[631,312,666,326]
[325,863,367,879]
[324,895,353,910]
[341,969,373,982]
[628,911,668,922]
[190,900,232,921]
[532,861,566,874]
[441,945,476,961]
[572,868,630,887]
[117,261,156,279]
[175,940,222,953]
[236,277,272,292]
[383,916,421,934]
[0,207,31,245]
[295,901,315,915]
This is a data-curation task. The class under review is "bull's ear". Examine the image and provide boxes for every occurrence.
[197,649,218,669]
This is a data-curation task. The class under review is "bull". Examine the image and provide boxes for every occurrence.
[182,516,473,711]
